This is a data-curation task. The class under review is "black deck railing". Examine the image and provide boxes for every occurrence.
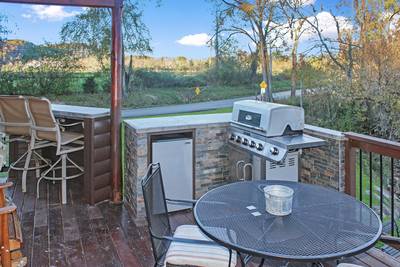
[345,132,400,237]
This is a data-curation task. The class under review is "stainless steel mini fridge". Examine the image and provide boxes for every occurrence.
[152,137,193,212]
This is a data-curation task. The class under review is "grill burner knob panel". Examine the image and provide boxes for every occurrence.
[270,147,279,155]
[228,131,287,162]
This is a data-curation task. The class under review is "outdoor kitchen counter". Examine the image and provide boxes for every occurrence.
[124,113,345,225]
[124,113,239,225]
[124,113,231,133]
[51,104,110,119]
[9,104,113,205]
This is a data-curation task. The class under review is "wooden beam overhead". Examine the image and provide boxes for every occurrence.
[0,0,116,8]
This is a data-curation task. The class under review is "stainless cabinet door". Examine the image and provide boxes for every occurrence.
[152,138,193,212]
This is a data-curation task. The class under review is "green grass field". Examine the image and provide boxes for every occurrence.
[50,84,291,108]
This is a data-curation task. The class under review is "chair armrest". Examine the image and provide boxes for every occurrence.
[153,234,217,246]
[165,236,218,246]
[58,121,84,128]
[166,198,196,207]
[381,235,400,250]
[0,203,16,215]
[0,181,13,189]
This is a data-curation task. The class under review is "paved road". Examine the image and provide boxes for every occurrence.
[122,89,301,118]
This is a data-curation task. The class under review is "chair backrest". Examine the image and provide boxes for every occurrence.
[0,95,31,136]
[26,97,59,142]
[141,163,172,265]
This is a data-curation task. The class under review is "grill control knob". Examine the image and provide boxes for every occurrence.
[249,141,256,148]
[256,143,264,151]
[229,134,235,141]
[270,147,279,155]
[242,138,249,145]
[235,136,242,143]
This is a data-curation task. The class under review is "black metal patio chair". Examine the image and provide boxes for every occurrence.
[141,163,236,267]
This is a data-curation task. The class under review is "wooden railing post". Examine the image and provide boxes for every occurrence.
[345,138,357,196]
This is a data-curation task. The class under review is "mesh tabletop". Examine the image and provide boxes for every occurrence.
[194,181,382,261]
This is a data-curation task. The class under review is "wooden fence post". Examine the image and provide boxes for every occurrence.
[344,137,357,196]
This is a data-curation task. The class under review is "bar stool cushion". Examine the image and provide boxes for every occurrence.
[164,225,237,267]
[60,132,84,145]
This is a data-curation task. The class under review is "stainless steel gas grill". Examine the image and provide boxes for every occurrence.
[229,100,325,181]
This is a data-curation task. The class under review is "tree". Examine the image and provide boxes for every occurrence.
[0,13,10,69]
[220,0,282,101]
[278,0,309,98]
[285,1,356,81]
[61,0,152,94]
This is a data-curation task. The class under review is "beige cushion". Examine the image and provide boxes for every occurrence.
[165,225,237,267]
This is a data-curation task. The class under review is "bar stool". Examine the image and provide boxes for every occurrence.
[26,97,84,204]
[0,95,50,192]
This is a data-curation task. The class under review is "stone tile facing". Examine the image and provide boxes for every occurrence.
[124,118,348,225]
[301,126,346,191]
[124,122,243,225]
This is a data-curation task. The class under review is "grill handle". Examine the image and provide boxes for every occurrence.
[243,163,253,181]
[236,160,245,180]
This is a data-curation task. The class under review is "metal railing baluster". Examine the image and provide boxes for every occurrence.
[359,150,363,202]
[391,157,394,236]
[379,155,383,221]
[369,152,372,208]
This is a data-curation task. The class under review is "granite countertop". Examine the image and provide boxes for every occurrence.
[52,104,110,119]
[125,113,231,133]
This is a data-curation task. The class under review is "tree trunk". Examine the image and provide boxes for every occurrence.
[259,39,271,101]
[250,48,259,82]
[214,10,221,71]
[267,44,273,101]
[291,45,297,98]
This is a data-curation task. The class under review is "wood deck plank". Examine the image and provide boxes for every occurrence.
[5,177,399,267]
[48,206,68,267]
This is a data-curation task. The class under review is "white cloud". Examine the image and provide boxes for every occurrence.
[283,0,316,7]
[22,5,81,21]
[303,11,353,40]
[268,11,352,50]
[300,0,316,6]
[177,33,211,47]
[21,14,32,19]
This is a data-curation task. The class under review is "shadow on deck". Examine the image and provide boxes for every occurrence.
[5,175,400,267]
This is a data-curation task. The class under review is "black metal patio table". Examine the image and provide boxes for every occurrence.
[194,181,382,264]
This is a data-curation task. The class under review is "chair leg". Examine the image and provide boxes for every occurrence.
[35,158,40,178]
[21,150,32,193]
[238,252,245,267]
[61,154,67,205]
[37,157,61,199]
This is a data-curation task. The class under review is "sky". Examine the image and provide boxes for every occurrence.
[0,0,346,59]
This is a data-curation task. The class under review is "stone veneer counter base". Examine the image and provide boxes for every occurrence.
[124,113,346,225]
[124,113,245,225]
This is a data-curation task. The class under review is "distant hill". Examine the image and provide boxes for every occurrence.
[0,39,35,63]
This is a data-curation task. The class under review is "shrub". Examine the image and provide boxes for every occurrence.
[83,76,97,94]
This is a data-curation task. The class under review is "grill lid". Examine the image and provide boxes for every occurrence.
[232,100,304,137]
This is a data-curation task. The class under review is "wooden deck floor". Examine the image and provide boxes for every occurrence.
[5,176,400,267]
